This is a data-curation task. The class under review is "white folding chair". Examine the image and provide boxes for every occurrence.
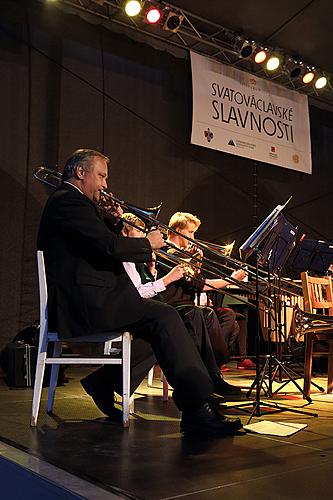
[147,366,169,401]
[31,251,132,427]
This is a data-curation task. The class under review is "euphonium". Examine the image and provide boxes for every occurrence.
[292,305,333,337]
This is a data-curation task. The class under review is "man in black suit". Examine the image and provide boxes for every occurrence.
[37,149,242,435]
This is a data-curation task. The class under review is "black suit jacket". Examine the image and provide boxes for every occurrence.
[37,184,152,338]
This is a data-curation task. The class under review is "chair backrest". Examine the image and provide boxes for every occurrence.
[36,250,50,350]
[300,272,333,315]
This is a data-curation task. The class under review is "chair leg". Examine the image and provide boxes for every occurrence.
[303,334,313,398]
[122,332,131,427]
[129,395,135,414]
[47,342,61,413]
[104,340,112,355]
[31,351,47,427]
[327,339,333,393]
[162,373,169,402]
[147,366,154,387]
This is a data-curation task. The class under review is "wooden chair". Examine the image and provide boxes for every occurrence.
[300,272,333,397]
[31,251,132,427]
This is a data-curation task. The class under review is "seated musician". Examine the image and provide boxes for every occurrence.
[121,213,241,397]
[165,212,254,371]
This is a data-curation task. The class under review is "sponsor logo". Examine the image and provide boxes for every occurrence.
[227,138,256,150]
[204,128,213,142]
[269,145,278,159]
[240,75,261,92]
[292,154,299,164]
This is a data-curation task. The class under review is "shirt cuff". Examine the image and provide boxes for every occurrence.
[152,278,166,293]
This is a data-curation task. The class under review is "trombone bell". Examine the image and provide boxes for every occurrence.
[292,305,333,338]
[197,239,235,258]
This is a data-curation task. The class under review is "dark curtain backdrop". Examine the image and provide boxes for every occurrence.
[1,0,333,350]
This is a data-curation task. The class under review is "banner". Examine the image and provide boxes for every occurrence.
[190,51,312,174]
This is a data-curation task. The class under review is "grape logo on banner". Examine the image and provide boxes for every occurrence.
[190,51,312,174]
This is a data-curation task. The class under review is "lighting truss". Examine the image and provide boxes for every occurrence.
[42,0,333,107]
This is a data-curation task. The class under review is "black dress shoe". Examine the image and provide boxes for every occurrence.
[180,402,242,436]
[80,376,122,421]
[212,374,242,396]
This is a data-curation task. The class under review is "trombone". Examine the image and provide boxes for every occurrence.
[33,166,271,305]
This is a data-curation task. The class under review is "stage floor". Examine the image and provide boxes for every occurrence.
[1,364,333,499]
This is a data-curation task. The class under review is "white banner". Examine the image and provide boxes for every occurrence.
[190,51,312,174]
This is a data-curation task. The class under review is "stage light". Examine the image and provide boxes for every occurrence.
[266,55,281,71]
[124,0,142,17]
[254,49,267,64]
[146,7,162,24]
[302,69,315,84]
[239,41,254,59]
[315,75,328,89]
[289,65,302,79]
[163,11,184,33]
[284,58,303,80]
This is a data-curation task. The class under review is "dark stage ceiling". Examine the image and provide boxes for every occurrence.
[175,0,333,75]
[54,0,333,108]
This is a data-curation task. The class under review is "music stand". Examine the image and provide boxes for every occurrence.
[248,215,316,401]
[258,214,298,274]
[258,213,298,363]
[230,200,317,421]
[288,239,333,275]
[239,197,292,262]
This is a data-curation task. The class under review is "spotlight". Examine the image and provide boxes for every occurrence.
[289,65,302,79]
[239,41,254,59]
[124,0,142,17]
[315,75,328,89]
[302,68,315,84]
[163,11,184,33]
[145,7,162,24]
[254,49,268,64]
[284,58,302,80]
[266,54,281,71]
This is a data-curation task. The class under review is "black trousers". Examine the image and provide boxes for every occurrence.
[175,305,220,377]
[88,300,213,411]
[200,306,232,366]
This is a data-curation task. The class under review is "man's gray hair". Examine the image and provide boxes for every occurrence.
[62,149,109,181]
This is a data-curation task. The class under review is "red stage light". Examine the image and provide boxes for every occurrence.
[146,7,161,24]
[254,49,267,64]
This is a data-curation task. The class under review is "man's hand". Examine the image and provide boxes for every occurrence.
[147,229,164,250]
[231,269,248,282]
[101,192,124,218]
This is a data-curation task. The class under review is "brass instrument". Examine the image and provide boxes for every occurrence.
[292,305,333,337]
[34,165,62,187]
[166,245,203,281]
[34,166,162,222]
[33,166,269,304]
[196,239,235,258]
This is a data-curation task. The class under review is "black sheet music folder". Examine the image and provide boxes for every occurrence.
[287,239,333,275]
[258,214,298,273]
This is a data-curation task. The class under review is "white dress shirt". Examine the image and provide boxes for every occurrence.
[123,262,166,298]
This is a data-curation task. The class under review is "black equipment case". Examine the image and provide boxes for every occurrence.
[6,341,37,387]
